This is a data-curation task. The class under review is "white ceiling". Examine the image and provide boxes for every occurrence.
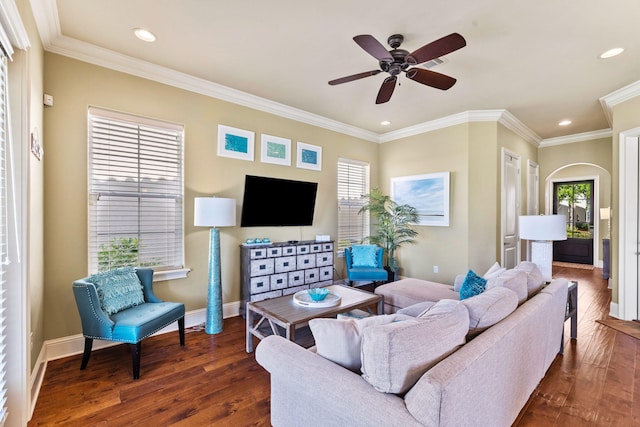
[32,0,640,142]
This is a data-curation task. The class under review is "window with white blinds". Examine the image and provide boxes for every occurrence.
[337,158,370,252]
[88,107,185,273]
[0,50,8,427]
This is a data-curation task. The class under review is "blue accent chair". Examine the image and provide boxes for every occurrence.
[344,246,388,288]
[72,268,185,380]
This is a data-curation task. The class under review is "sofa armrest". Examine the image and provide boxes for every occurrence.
[255,336,421,427]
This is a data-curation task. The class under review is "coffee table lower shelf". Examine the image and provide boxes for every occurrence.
[245,284,383,353]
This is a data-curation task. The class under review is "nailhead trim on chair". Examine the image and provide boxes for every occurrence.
[73,283,115,339]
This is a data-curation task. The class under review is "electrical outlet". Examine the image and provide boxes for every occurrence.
[433,265,439,273]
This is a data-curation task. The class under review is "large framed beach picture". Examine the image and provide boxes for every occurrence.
[391,172,450,226]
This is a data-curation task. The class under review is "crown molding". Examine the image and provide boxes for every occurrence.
[538,128,612,147]
[599,80,640,126]
[496,110,542,146]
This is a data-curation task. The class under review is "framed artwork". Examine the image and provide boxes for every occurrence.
[260,134,291,166]
[391,172,450,226]
[296,142,322,171]
[217,125,254,161]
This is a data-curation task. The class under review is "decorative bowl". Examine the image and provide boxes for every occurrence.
[307,288,330,301]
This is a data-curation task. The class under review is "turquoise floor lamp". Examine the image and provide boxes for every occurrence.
[194,197,236,334]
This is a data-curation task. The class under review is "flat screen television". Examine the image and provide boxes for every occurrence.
[240,175,318,227]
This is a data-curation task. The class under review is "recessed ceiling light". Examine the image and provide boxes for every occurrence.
[380,120,391,126]
[600,47,624,59]
[134,28,156,42]
[558,120,572,126]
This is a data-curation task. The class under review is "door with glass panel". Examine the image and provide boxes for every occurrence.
[552,180,594,264]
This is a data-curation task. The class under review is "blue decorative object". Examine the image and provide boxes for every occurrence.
[86,266,144,315]
[344,246,388,287]
[351,245,379,267]
[206,228,224,334]
[459,270,487,300]
[308,288,330,301]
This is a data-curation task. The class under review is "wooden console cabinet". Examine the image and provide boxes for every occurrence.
[240,240,334,316]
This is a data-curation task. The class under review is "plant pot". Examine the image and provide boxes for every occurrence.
[385,266,399,283]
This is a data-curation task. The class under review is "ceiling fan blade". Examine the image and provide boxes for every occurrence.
[376,76,397,104]
[353,35,393,62]
[406,68,457,90]
[328,70,382,85]
[406,32,466,65]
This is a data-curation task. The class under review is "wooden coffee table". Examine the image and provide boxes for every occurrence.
[245,284,383,352]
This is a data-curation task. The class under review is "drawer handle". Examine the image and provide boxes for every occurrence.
[260,265,266,270]
[309,274,315,278]
[322,257,328,262]
[257,282,264,287]
[304,260,309,264]
[294,276,300,280]
[277,279,283,284]
[284,262,289,266]
[256,251,263,256]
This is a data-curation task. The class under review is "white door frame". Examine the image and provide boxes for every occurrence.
[618,128,640,320]
[545,174,601,267]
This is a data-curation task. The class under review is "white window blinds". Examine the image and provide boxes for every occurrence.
[337,158,370,252]
[88,107,185,273]
[0,50,9,427]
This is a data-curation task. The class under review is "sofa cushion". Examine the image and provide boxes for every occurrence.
[515,261,545,296]
[375,278,459,312]
[86,267,145,315]
[461,287,519,337]
[360,299,469,394]
[350,245,379,267]
[459,270,487,300]
[454,262,504,292]
[309,314,409,372]
[486,269,528,304]
[396,301,436,317]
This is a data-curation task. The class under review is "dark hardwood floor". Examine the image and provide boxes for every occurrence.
[29,266,639,426]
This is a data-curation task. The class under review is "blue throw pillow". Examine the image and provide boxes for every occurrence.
[351,245,379,268]
[87,266,145,315]
[459,270,487,300]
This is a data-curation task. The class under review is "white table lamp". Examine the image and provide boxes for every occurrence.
[194,197,236,334]
[519,215,567,282]
[600,207,611,239]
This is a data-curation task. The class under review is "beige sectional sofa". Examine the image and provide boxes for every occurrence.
[256,263,569,426]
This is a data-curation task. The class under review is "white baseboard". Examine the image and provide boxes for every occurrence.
[609,302,619,318]
[30,300,242,412]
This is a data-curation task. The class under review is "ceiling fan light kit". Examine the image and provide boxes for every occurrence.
[329,32,466,104]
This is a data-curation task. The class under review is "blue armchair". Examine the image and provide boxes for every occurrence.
[72,267,185,380]
[344,245,388,287]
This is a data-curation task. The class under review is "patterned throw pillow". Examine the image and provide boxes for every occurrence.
[350,245,379,268]
[86,266,145,315]
[459,270,487,300]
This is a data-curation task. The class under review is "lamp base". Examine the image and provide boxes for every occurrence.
[531,240,553,282]
[206,227,223,334]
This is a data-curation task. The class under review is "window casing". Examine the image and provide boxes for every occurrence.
[0,50,8,427]
[337,158,370,253]
[88,107,185,274]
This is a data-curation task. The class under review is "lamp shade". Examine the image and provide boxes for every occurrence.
[519,215,567,241]
[600,207,610,220]
[194,197,236,227]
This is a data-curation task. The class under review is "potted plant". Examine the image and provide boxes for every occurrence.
[359,188,419,281]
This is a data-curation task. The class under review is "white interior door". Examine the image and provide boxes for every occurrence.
[620,133,640,320]
[527,160,539,215]
[502,149,521,269]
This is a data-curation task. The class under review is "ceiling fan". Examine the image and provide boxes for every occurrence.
[329,33,466,104]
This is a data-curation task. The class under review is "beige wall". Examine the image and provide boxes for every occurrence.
[43,53,379,339]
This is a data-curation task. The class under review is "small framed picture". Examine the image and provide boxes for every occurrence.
[260,134,291,166]
[296,142,322,171]
[217,125,254,161]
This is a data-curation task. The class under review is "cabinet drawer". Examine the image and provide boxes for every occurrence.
[275,256,296,273]
[296,245,310,255]
[322,242,334,252]
[305,268,320,284]
[282,246,296,256]
[310,243,323,253]
[267,247,282,257]
[270,273,288,290]
[297,254,316,269]
[250,248,267,259]
[250,276,270,294]
[316,252,333,267]
[250,290,282,302]
[319,266,333,282]
[283,284,308,296]
[288,271,305,287]
[250,258,274,276]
